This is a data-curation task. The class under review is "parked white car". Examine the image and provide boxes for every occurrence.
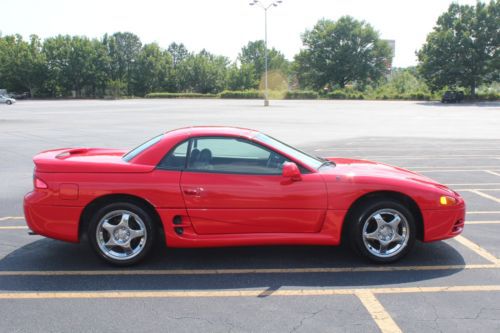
[0,95,16,105]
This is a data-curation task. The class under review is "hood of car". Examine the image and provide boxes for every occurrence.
[322,157,452,191]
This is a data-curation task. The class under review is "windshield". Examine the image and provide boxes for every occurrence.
[255,133,324,170]
[122,134,164,162]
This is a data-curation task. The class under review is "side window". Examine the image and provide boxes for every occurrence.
[187,137,290,174]
[158,140,189,169]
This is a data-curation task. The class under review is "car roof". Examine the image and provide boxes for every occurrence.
[165,126,260,139]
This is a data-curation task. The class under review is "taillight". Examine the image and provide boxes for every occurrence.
[34,177,48,189]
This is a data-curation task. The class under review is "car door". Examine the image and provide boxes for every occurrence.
[178,136,328,235]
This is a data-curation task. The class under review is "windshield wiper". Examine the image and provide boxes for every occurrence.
[317,156,335,168]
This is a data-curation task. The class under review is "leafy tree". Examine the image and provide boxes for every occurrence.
[166,42,190,92]
[131,43,173,96]
[105,32,142,95]
[167,42,189,68]
[239,40,289,87]
[0,34,47,96]
[106,79,127,98]
[43,35,105,97]
[417,1,499,96]
[177,50,229,94]
[294,16,392,89]
[87,39,111,97]
[227,63,256,90]
[385,67,429,94]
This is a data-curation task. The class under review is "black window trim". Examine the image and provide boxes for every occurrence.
[156,135,311,175]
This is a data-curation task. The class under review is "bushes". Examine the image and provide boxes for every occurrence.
[285,90,319,99]
[371,92,432,101]
[327,89,364,100]
[144,88,497,101]
[476,92,500,101]
[219,90,262,99]
[145,92,217,98]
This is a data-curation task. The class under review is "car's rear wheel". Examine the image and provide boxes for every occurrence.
[6,100,12,105]
[88,202,155,266]
[348,199,416,263]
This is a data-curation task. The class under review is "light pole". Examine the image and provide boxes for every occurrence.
[249,0,283,107]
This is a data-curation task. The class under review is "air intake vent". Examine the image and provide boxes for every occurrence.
[173,216,182,225]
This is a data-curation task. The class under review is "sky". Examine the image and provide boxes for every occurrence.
[0,0,481,67]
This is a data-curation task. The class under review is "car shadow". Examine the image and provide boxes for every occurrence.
[0,238,468,292]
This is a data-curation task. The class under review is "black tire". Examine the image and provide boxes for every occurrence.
[6,100,12,105]
[88,202,156,266]
[348,199,416,263]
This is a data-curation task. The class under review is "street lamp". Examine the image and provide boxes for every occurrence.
[249,0,283,107]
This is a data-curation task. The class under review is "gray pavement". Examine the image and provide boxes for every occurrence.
[1,99,500,332]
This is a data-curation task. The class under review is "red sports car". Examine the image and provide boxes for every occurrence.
[24,126,465,265]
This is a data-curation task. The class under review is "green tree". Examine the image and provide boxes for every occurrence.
[294,17,392,89]
[0,34,47,96]
[227,63,256,90]
[167,42,189,68]
[132,43,174,96]
[167,42,190,92]
[177,50,229,94]
[385,67,429,94]
[43,35,108,97]
[105,32,142,95]
[417,1,499,96]
[239,40,289,88]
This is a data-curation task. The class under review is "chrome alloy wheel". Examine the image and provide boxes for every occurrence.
[361,208,409,258]
[96,210,147,261]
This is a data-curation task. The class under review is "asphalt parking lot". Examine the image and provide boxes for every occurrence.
[1,99,500,332]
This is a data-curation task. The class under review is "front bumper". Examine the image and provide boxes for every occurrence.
[422,200,466,242]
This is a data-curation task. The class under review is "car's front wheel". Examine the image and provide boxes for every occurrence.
[348,199,416,263]
[6,100,12,105]
[88,202,155,266]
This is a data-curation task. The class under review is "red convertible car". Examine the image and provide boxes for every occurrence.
[24,126,465,265]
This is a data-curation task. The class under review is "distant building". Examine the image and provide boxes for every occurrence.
[383,39,396,70]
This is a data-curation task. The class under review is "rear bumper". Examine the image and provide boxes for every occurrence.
[24,191,81,243]
[422,204,466,242]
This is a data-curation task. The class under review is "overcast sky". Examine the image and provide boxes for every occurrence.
[1,0,480,67]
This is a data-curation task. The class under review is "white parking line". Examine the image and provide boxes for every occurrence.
[418,170,490,173]
[315,148,500,152]
[467,211,500,214]
[405,166,500,170]
[454,235,500,264]
[356,291,402,333]
[467,190,500,204]
[358,155,500,160]
[467,221,500,225]
[446,183,500,186]
[456,189,500,191]
[0,226,27,230]
[0,216,24,221]
[0,285,499,299]
[486,170,500,177]
[0,264,498,277]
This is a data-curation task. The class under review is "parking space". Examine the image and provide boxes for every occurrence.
[1,100,500,332]
[0,295,380,332]
[461,224,500,259]
[378,289,500,332]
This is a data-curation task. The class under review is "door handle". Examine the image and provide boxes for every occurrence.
[183,187,202,196]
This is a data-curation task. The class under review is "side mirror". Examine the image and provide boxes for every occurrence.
[282,162,301,181]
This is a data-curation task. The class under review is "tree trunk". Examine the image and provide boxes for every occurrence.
[470,81,476,99]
